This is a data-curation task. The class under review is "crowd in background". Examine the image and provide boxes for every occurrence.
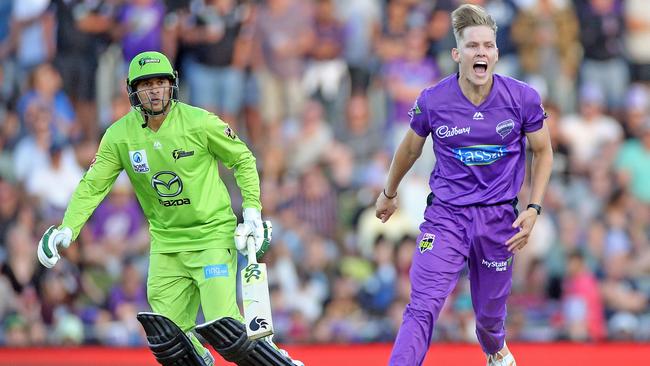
[0,0,649,348]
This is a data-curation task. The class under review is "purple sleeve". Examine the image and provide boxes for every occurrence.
[522,87,545,133]
[409,91,430,137]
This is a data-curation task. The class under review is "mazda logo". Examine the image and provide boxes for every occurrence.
[151,171,183,197]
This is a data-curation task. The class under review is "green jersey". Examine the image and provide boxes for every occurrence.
[62,102,261,253]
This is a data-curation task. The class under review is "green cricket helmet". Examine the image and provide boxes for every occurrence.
[126,51,179,115]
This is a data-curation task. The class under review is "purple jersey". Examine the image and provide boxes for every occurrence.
[409,73,544,206]
[118,2,165,62]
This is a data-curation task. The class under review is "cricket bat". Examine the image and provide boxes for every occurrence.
[241,234,274,339]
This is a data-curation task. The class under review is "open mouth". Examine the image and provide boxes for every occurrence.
[473,61,488,76]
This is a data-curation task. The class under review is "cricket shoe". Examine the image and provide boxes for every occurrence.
[201,349,215,366]
[486,351,516,366]
[265,336,304,366]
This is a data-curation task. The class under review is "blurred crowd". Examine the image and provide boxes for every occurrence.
[0,0,649,348]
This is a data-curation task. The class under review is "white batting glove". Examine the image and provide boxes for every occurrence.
[235,210,273,260]
[243,207,263,247]
[37,226,73,268]
[234,223,252,255]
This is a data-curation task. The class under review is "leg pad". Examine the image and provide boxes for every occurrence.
[137,312,208,366]
[195,317,294,366]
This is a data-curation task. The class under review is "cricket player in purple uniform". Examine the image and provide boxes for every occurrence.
[375,4,553,366]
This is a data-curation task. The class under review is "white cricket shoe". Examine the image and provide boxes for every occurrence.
[486,351,516,366]
[265,336,304,366]
[201,349,215,366]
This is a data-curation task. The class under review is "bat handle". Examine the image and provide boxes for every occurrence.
[246,235,258,264]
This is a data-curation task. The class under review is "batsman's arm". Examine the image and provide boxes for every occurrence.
[62,132,123,240]
[204,113,261,210]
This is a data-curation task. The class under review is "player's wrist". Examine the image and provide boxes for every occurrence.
[243,207,261,222]
[383,189,397,199]
[526,203,542,215]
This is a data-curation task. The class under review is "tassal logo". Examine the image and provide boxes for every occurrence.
[453,145,507,166]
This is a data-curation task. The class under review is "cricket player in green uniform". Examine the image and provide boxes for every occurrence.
[37,51,302,366]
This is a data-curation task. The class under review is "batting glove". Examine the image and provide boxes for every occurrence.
[37,226,73,268]
[235,218,272,260]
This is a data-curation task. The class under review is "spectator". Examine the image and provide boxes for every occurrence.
[335,94,385,189]
[286,100,335,175]
[620,85,650,138]
[623,0,650,83]
[600,252,649,339]
[17,63,77,142]
[51,0,114,141]
[253,0,314,125]
[0,1,14,102]
[616,120,650,203]
[180,0,249,126]
[337,0,381,93]
[25,141,84,222]
[102,260,148,346]
[358,237,397,314]
[86,173,148,276]
[382,26,439,185]
[511,0,580,113]
[0,178,20,261]
[9,0,56,91]
[575,0,629,113]
[484,0,520,78]
[562,251,606,341]
[373,0,410,65]
[289,165,338,239]
[559,83,623,173]
[113,0,165,66]
[303,0,348,122]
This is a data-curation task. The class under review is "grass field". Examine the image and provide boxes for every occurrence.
[1,343,649,365]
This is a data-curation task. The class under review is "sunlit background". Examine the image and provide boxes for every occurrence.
[0,0,649,365]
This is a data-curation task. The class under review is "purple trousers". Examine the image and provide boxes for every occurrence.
[389,197,518,365]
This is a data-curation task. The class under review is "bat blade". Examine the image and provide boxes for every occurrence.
[241,237,274,339]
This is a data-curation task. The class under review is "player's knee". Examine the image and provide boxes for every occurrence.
[475,313,505,333]
[403,301,438,323]
[408,292,447,314]
[137,312,209,366]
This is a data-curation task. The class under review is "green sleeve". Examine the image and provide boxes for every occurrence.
[62,132,123,239]
[204,114,261,210]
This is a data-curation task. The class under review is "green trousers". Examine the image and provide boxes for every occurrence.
[147,248,243,358]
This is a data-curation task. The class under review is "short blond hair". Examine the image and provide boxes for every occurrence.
[451,4,497,46]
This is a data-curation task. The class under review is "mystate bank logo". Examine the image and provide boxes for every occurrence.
[481,257,513,272]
